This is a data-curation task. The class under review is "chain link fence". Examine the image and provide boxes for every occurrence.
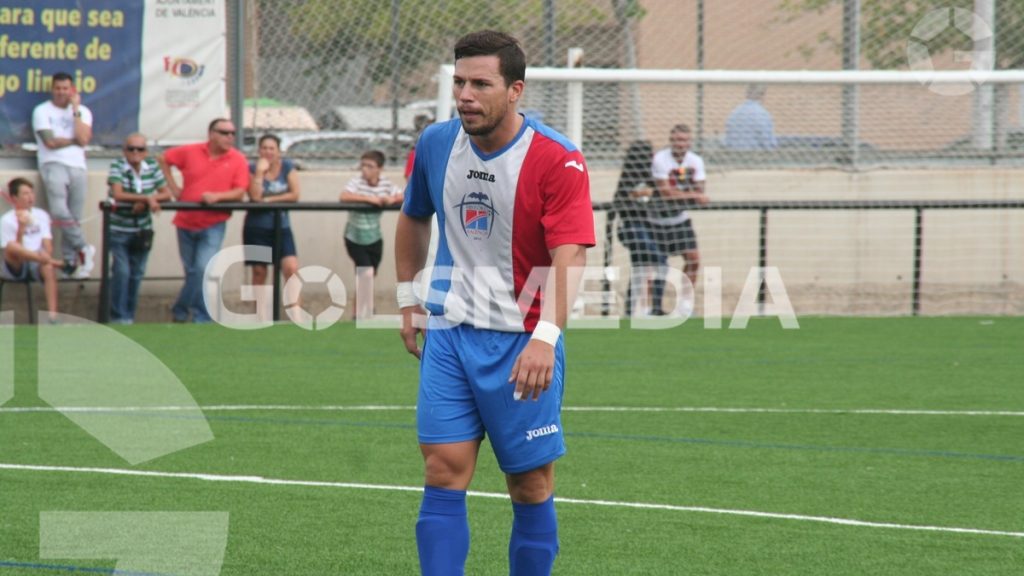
[2,1,1021,170]
[241,0,1024,169]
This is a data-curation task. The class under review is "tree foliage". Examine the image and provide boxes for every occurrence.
[778,0,1024,70]
[284,0,628,87]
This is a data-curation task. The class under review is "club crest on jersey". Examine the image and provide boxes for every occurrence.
[455,191,498,240]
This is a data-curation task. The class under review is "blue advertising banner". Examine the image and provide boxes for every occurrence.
[0,1,143,146]
[0,1,225,149]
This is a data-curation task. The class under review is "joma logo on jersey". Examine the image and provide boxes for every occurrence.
[466,169,496,182]
[525,424,559,441]
[455,191,498,240]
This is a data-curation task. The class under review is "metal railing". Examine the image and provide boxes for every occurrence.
[95,198,1024,323]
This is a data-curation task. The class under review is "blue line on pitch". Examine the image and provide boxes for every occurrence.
[0,561,173,576]
[11,410,1023,463]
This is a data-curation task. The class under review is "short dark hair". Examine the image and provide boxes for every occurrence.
[208,118,231,132]
[361,150,385,167]
[258,133,281,148]
[671,123,692,135]
[454,30,525,87]
[7,177,33,197]
[51,72,73,84]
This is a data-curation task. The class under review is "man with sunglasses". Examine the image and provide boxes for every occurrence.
[107,134,172,323]
[157,118,249,323]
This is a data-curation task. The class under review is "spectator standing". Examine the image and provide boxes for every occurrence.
[651,123,708,316]
[32,72,95,279]
[724,84,778,150]
[157,118,249,323]
[245,134,300,320]
[341,150,403,320]
[613,140,665,316]
[106,134,171,324]
[404,113,435,181]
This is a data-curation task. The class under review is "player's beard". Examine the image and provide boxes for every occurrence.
[460,100,507,137]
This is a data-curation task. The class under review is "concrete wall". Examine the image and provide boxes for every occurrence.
[1,167,1021,322]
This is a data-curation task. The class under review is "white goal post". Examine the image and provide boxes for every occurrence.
[437,65,1024,152]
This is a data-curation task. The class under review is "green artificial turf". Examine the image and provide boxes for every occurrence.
[0,317,1020,574]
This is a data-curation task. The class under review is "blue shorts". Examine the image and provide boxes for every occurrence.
[242,226,297,265]
[418,320,566,474]
[0,259,41,282]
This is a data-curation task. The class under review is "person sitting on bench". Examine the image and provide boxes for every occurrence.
[1,177,63,323]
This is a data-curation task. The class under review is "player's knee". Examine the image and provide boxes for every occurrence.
[507,468,554,504]
[422,451,474,489]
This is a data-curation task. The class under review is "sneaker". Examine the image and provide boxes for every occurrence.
[72,265,91,280]
[78,244,96,275]
[58,261,77,280]
[669,297,695,319]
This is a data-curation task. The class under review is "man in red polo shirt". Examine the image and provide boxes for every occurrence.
[157,118,249,323]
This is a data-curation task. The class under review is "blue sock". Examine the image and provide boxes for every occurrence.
[509,495,559,576]
[416,486,469,576]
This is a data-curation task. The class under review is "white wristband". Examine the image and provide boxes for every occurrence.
[396,281,417,309]
[530,320,561,346]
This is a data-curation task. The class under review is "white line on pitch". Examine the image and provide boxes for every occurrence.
[1,405,1022,417]
[0,463,1020,539]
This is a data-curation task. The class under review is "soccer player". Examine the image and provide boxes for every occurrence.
[395,30,594,576]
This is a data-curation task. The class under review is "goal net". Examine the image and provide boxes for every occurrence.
[436,67,1024,317]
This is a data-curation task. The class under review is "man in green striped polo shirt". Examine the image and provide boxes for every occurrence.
[106,133,172,323]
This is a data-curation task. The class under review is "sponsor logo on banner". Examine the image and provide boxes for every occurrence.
[163,57,206,85]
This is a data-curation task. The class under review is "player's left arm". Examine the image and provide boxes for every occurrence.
[508,146,594,401]
[509,243,587,401]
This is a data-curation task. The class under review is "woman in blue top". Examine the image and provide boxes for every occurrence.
[245,134,300,317]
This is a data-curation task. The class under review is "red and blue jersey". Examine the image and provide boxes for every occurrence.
[403,115,595,332]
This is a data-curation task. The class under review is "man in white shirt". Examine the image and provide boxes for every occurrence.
[651,123,708,315]
[32,71,95,279]
[1,178,63,323]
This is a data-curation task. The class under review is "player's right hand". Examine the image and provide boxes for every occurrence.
[399,306,427,359]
